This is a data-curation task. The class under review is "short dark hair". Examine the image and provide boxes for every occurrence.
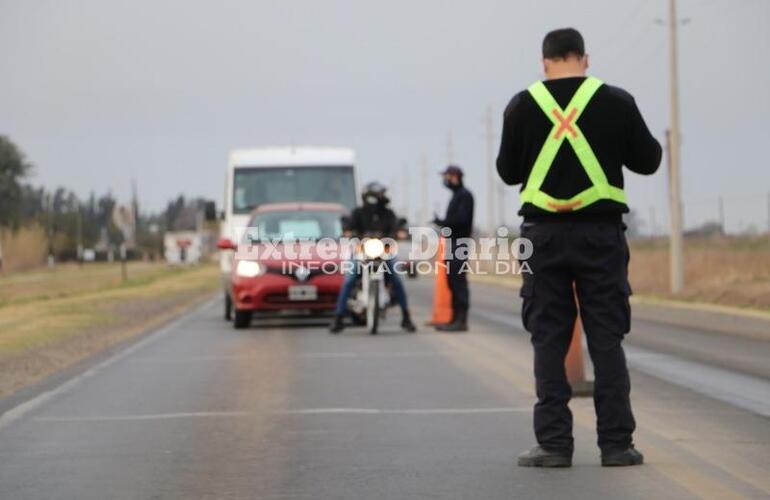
[542,28,585,60]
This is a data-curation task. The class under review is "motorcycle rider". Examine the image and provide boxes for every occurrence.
[329,182,417,333]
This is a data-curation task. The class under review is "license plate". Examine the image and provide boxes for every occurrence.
[288,285,318,301]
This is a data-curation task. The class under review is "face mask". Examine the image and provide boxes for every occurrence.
[443,179,452,188]
[365,195,379,205]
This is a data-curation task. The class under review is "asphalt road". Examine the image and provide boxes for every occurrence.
[0,278,768,500]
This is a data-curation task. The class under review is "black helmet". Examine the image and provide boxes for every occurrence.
[362,181,388,205]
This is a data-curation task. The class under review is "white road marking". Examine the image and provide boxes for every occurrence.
[128,351,450,363]
[277,408,381,415]
[277,407,530,415]
[299,351,449,359]
[383,407,530,415]
[35,411,251,422]
[0,297,219,432]
[33,407,531,422]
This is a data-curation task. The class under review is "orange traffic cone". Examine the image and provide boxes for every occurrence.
[428,238,453,326]
[566,285,593,397]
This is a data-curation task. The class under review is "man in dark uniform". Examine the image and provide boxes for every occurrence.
[433,165,474,332]
[329,182,416,333]
[497,28,661,467]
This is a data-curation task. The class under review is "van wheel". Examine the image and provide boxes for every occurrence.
[233,310,252,329]
[224,293,233,321]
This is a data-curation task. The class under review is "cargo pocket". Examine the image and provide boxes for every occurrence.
[620,280,633,334]
[519,277,535,332]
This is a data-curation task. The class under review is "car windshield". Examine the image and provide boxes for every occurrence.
[233,166,356,214]
[245,210,343,242]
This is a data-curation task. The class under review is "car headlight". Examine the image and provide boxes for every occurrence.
[363,238,385,259]
[236,260,264,277]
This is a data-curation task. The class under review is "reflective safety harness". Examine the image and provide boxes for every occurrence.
[521,76,627,212]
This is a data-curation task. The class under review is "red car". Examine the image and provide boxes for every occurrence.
[218,202,346,329]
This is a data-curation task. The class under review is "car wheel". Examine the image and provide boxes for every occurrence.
[233,309,252,329]
[224,292,233,321]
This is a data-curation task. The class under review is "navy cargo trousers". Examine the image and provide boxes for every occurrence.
[519,221,636,454]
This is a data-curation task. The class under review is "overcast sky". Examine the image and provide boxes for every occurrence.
[2,0,768,233]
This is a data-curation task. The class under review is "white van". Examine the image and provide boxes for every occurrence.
[219,146,359,316]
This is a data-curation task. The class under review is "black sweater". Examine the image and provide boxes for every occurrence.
[496,76,662,221]
[435,185,474,238]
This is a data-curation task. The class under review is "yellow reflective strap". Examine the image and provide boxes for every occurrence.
[525,185,627,213]
[569,131,608,188]
[523,76,627,211]
[563,76,602,120]
[527,81,561,126]
[522,82,559,199]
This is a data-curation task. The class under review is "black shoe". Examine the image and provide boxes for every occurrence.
[517,446,572,468]
[436,311,468,332]
[329,315,345,334]
[601,445,644,467]
[436,312,468,332]
[436,320,467,332]
[436,310,468,332]
[401,316,417,332]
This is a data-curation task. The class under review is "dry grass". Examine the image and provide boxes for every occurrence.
[0,261,187,306]
[0,263,218,355]
[628,236,770,310]
[471,235,770,312]
[0,263,219,396]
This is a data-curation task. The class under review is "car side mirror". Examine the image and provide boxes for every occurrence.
[217,238,236,250]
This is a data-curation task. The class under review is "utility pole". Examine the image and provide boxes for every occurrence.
[46,193,55,269]
[485,105,496,235]
[718,196,725,235]
[497,184,506,230]
[649,206,657,238]
[77,203,84,267]
[767,193,770,234]
[402,165,411,224]
[667,0,685,293]
[419,154,429,225]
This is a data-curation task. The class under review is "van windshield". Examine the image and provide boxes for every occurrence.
[233,166,356,214]
[245,210,343,242]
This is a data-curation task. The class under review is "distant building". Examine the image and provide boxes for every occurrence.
[164,231,209,265]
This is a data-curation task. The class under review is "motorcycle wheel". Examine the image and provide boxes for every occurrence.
[366,280,379,335]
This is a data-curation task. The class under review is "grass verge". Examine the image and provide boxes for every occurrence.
[0,263,219,397]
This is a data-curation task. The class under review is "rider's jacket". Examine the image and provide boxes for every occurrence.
[345,201,399,238]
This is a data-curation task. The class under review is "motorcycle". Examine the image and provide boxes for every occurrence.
[347,238,392,335]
